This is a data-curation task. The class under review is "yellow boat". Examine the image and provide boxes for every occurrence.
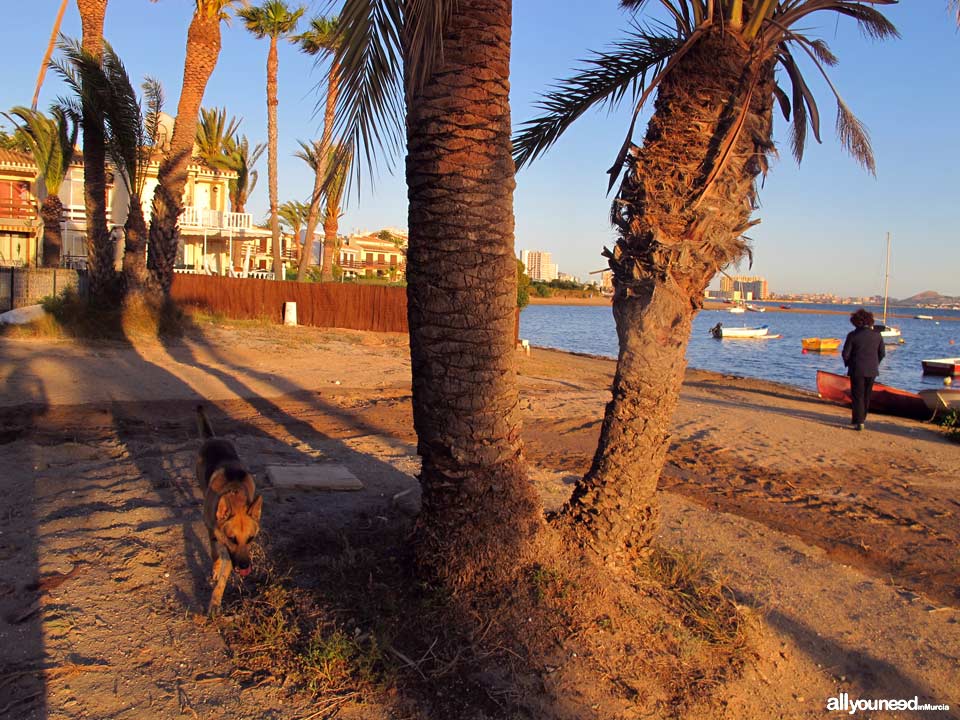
[802,337,841,353]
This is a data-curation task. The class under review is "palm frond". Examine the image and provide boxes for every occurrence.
[3,106,76,195]
[329,0,404,190]
[835,97,875,175]
[403,0,457,95]
[776,47,821,163]
[513,25,683,169]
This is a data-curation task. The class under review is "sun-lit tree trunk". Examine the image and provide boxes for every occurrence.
[299,59,339,282]
[33,0,69,111]
[122,201,148,286]
[148,10,222,293]
[266,35,282,281]
[40,195,65,267]
[405,0,541,592]
[559,28,775,567]
[320,194,338,276]
[77,0,111,299]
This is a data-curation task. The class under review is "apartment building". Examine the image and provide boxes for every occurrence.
[719,274,768,301]
[520,249,558,282]
[338,229,407,279]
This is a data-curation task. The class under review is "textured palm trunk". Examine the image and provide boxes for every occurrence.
[298,60,339,282]
[77,0,111,300]
[559,29,775,567]
[267,37,282,282]
[148,12,221,293]
[122,200,148,289]
[321,202,338,277]
[405,0,541,592]
[33,0,69,110]
[40,195,64,267]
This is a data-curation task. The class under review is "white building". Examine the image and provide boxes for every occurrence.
[520,249,558,282]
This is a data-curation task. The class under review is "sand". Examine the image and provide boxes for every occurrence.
[0,320,957,719]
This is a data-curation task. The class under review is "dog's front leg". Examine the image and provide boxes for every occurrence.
[208,543,232,615]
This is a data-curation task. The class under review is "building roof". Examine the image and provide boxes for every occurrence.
[0,148,37,170]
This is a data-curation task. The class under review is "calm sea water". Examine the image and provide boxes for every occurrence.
[519,303,960,394]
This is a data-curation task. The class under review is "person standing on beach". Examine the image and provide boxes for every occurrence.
[842,308,885,431]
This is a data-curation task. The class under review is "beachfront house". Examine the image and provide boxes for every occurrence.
[339,229,408,280]
[0,149,40,266]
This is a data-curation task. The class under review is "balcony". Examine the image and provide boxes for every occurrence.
[0,197,36,223]
[179,206,253,231]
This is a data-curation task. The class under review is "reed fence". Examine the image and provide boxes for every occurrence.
[170,274,408,333]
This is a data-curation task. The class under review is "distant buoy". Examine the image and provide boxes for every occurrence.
[802,349,808,354]
[950,339,956,345]
[945,377,953,387]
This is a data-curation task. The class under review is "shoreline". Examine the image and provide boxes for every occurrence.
[527,296,960,321]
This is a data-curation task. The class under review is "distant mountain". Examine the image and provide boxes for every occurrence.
[892,291,960,306]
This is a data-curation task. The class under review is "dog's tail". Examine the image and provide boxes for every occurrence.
[197,405,215,439]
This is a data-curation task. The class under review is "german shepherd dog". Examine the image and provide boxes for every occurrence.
[195,406,263,614]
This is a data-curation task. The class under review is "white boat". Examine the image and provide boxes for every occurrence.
[710,323,770,339]
[745,304,765,312]
[878,232,902,343]
[915,314,934,320]
[918,388,960,417]
[729,305,746,314]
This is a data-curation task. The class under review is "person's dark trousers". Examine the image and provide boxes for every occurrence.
[850,375,875,424]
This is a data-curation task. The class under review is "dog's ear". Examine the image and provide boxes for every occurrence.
[216,496,232,523]
[248,495,263,523]
[209,468,229,494]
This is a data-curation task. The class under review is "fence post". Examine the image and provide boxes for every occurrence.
[9,267,14,311]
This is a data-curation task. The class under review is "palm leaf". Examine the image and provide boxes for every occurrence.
[513,25,682,169]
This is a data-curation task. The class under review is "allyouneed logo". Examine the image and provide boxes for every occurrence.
[827,693,951,715]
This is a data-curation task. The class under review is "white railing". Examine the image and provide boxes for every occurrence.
[179,206,253,230]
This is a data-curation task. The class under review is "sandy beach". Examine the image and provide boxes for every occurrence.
[0,319,957,719]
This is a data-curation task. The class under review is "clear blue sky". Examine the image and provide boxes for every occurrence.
[2,2,957,298]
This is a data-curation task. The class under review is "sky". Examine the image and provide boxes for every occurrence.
[1,1,957,299]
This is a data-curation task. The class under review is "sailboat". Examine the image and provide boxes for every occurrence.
[875,232,902,344]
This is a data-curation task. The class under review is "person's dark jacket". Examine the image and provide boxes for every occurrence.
[842,326,885,377]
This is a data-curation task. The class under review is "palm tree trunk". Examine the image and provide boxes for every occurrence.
[77,0,111,300]
[33,0,69,110]
[405,0,541,592]
[321,202,338,277]
[298,60,340,282]
[267,37,282,282]
[122,200,148,289]
[558,28,775,567]
[148,10,222,294]
[40,195,64,267]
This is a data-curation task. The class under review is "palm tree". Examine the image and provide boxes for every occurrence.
[147,0,242,294]
[3,107,77,267]
[277,198,308,260]
[54,38,164,289]
[295,15,340,281]
[333,0,541,589]
[76,0,112,300]
[32,0,70,111]
[238,1,305,282]
[513,0,898,562]
[293,139,349,278]
[194,106,241,166]
[221,135,264,213]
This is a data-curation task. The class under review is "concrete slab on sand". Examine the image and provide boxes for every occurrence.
[266,464,364,491]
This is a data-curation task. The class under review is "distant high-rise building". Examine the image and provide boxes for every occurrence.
[719,275,768,301]
[520,250,559,282]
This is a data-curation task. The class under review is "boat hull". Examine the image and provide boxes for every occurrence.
[921,358,960,377]
[711,324,769,339]
[918,389,960,416]
[816,370,929,421]
[802,337,841,353]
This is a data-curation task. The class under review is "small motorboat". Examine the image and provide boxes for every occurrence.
[779,304,792,310]
[918,388,960,417]
[921,358,960,377]
[875,324,903,344]
[915,314,934,320]
[745,304,765,312]
[816,370,928,420]
[710,323,772,339]
[729,305,746,314]
[802,337,841,353]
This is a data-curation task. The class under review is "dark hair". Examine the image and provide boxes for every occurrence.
[850,308,874,328]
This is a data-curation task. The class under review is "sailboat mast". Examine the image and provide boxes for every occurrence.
[882,232,891,324]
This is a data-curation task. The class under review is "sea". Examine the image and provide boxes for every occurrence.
[519,302,960,395]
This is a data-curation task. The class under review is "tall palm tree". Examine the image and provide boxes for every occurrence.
[148,0,241,294]
[295,15,340,281]
[334,0,541,589]
[76,0,112,300]
[3,107,77,267]
[293,138,349,278]
[54,38,164,289]
[513,0,898,563]
[238,1,305,282]
[32,0,70,111]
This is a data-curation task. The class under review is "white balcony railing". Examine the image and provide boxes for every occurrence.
[179,206,253,231]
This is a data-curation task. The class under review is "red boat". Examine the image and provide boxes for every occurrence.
[921,357,960,377]
[816,370,929,421]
